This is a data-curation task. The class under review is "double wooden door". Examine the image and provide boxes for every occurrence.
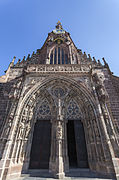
[29,119,88,169]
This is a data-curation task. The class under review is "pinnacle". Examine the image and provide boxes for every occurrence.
[56,21,63,29]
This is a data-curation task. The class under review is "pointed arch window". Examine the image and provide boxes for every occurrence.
[50,47,70,64]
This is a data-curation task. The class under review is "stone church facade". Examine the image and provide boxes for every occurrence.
[0,22,119,180]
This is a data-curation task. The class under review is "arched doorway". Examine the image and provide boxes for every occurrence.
[29,98,52,169]
[28,85,89,172]
[66,99,89,168]
[13,77,110,178]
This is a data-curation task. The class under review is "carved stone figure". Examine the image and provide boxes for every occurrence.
[92,73,109,102]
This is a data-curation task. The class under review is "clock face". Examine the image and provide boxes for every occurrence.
[53,29,65,34]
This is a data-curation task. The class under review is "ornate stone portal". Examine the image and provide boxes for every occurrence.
[0,22,119,180]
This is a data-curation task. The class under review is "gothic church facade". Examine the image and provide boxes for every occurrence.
[0,22,119,180]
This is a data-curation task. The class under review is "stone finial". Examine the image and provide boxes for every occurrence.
[98,60,102,66]
[83,52,87,58]
[9,56,16,67]
[88,54,92,61]
[18,59,21,63]
[5,56,16,74]
[23,56,25,60]
[102,57,112,74]
[56,21,63,29]
[57,21,61,24]
[93,57,96,62]
[26,54,30,60]
[102,57,107,65]
[102,57,108,68]
[12,56,16,64]
[21,56,25,63]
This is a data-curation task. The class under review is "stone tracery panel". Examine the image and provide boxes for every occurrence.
[66,99,82,120]
[35,98,51,120]
[52,86,67,98]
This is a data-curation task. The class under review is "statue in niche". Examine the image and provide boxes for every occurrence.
[24,125,31,140]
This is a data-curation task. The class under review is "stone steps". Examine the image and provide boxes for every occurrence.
[13,169,115,180]
[66,169,112,178]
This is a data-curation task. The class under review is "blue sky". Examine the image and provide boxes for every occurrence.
[0,0,119,76]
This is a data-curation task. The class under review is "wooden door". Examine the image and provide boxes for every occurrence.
[74,120,89,168]
[29,120,51,169]
[67,120,78,167]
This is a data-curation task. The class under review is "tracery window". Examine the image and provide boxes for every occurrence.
[36,99,51,120]
[52,87,67,98]
[66,99,81,120]
[50,47,70,64]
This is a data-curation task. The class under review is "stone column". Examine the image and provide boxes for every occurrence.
[54,114,65,179]
[49,98,69,179]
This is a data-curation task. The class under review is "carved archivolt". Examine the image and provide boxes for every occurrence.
[10,78,104,166]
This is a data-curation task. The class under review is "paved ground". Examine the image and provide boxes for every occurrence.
[13,169,115,180]
[14,178,114,180]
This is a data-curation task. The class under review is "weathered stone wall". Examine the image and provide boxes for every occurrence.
[104,73,119,135]
[112,76,119,97]
[0,82,13,135]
